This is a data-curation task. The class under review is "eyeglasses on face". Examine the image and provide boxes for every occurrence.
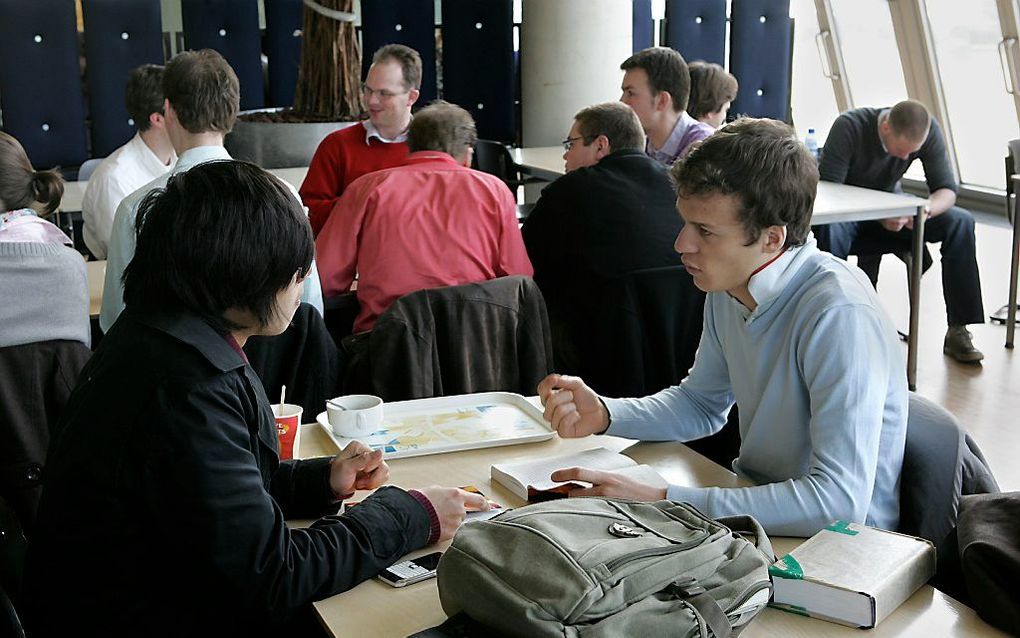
[561,135,594,151]
[360,83,409,100]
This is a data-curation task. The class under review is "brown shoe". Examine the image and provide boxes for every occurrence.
[944,326,984,363]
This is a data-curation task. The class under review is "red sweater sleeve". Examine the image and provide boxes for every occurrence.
[301,131,348,236]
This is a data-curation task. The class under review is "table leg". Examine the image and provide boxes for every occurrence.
[907,205,925,391]
[1007,175,1020,348]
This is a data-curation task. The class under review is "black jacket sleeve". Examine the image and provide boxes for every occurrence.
[918,118,957,193]
[142,376,430,621]
[819,114,855,184]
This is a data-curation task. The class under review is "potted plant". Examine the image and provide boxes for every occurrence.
[225,0,362,168]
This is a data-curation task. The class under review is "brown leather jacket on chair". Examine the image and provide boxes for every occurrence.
[0,340,91,536]
[348,276,554,401]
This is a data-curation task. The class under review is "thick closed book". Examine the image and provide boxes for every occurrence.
[490,446,666,501]
[769,521,936,628]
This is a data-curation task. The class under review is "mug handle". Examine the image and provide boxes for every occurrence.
[356,411,367,433]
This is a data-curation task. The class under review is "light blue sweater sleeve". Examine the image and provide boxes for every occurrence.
[662,304,899,537]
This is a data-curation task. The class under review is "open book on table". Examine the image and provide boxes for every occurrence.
[490,446,668,501]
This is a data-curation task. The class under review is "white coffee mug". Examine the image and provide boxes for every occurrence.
[326,394,384,438]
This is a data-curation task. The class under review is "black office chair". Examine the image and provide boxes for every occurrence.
[897,392,998,599]
[473,139,548,220]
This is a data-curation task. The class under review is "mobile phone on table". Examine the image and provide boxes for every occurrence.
[377,551,443,587]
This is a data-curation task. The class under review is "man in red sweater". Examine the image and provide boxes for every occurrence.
[316,101,533,333]
[300,44,421,235]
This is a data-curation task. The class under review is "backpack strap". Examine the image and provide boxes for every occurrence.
[666,578,732,638]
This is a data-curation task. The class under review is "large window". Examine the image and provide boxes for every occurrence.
[829,0,908,109]
[789,0,840,141]
[926,0,1019,189]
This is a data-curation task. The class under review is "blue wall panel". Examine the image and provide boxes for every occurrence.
[0,0,89,168]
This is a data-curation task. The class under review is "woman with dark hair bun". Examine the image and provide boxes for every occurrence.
[0,131,89,348]
[24,160,487,637]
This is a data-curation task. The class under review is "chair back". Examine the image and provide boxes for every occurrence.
[583,266,706,399]
[473,139,518,184]
[244,303,339,417]
[0,340,91,537]
[351,276,553,401]
[77,158,104,182]
[898,393,998,556]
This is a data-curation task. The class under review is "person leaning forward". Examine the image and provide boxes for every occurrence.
[813,99,985,363]
[537,118,908,538]
[24,161,487,637]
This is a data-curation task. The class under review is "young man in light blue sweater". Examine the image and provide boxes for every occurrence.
[538,118,908,537]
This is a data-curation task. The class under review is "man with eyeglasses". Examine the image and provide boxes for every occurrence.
[300,44,421,236]
[521,102,682,371]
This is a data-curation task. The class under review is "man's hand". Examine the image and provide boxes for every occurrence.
[329,441,389,499]
[904,205,931,231]
[537,374,610,438]
[879,216,910,233]
[415,486,490,543]
[550,467,667,501]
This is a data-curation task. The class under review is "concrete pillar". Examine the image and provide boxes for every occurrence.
[520,0,633,147]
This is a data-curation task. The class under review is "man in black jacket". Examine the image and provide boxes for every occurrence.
[24,161,484,637]
[522,102,686,372]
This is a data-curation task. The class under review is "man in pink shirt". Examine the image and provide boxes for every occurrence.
[316,101,533,333]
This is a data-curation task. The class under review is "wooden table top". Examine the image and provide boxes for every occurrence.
[294,415,1004,638]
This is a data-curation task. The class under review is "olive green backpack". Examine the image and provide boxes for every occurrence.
[438,498,773,637]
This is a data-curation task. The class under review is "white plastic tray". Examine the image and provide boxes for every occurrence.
[315,392,553,459]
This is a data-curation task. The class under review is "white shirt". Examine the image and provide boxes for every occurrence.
[82,132,176,258]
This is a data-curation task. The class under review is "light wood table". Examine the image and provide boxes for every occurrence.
[59,166,310,213]
[296,421,1004,638]
[85,259,105,317]
[514,147,927,390]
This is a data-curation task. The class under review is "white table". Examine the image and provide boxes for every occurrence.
[514,146,927,390]
[296,421,1005,638]
[85,259,105,317]
[58,166,310,214]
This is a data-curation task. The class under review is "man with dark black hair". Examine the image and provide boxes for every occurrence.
[537,118,908,538]
[82,64,176,258]
[522,102,682,370]
[26,160,487,636]
[101,49,324,332]
[620,47,714,165]
[815,99,985,363]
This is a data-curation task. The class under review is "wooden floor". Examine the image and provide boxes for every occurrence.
[868,209,1019,491]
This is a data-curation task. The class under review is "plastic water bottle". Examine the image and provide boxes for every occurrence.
[804,128,819,160]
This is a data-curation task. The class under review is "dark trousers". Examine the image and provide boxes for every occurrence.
[814,206,984,327]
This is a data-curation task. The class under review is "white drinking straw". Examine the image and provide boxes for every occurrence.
[278,385,286,417]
